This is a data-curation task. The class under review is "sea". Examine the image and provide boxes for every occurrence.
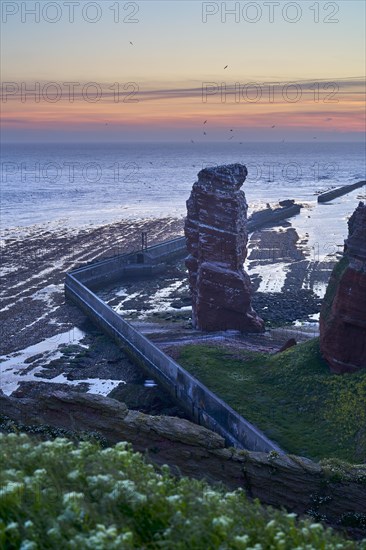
[1,141,365,251]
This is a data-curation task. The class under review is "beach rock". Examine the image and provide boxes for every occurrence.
[279,199,295,208]
[184,164,264,332]
[320,202,366,373]
[277,338,297,353]
[0,389,224,450]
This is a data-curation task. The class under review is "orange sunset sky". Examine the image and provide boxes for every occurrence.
[1,1,365,142]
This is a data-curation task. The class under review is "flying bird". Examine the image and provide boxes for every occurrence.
[203,120,207,124]
[130,41,133,45]
[191,139,195,143]
[271,125,276,128]
[228,136,234,140]
[203,131,206,135]
[224,65,228,69]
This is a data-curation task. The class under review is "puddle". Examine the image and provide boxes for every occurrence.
[102,280,186,318]
[292,318,320,337]
[0,327,87,395]
[144,379,158,388]
[254,263,289,293]
[312,282,328,299]
[44,374,124,396]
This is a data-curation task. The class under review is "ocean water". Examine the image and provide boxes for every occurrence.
[1,141,365,231]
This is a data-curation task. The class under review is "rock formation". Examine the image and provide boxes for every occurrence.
[1,388,366,534]
[320,202,366,373]
[184,164,264,332]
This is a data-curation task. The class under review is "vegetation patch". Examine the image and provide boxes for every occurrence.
[177,339,366,462]
[1,433,363,549]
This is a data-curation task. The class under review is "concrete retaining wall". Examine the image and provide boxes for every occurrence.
[142,237,186,263]
[248,204,301,230]
[65,238,282,453]
[317,181,365,202]
[72,237,186,288]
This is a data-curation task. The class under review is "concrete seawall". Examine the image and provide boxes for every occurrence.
[72,237,187,289]
[248,203,302,230]
[317,181,365,203]
[65,236,282,453]
[64,200,312,452]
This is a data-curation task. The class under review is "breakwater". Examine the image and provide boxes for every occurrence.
[317,181,365,203]
[65,237,282,453]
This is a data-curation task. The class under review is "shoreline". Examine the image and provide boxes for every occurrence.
[1,213,337,408]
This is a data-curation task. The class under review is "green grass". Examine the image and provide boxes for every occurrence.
[178,339,366,463]
[0,433,363,549]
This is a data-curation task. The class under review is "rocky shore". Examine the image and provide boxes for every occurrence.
[1,213,337,407]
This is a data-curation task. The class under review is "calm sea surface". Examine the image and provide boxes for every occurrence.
[1,142,365,231]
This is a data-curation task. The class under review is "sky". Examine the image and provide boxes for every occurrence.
[1,0,365,142]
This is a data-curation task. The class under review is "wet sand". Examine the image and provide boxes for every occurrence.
[0,217,184,355]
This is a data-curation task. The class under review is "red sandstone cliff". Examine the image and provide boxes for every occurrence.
[184,164,264,332]
[320,202,366,373]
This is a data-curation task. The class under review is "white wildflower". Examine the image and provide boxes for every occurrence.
[24,520,33,529]
[309,523,323,530]
[20,540,37,550]
[266,519,276,529]
[212,516,232,528]
[166,495,181,503]
[63,491,84,504]
[6,522,18,531]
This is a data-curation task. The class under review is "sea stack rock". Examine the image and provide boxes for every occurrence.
[184,164,264,332]
[320,202,366,373]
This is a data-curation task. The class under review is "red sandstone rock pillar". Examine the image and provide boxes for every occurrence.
[320,202,366,373]
[184,164,264,332]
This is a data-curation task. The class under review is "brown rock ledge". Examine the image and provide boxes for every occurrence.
[1,388,365,536]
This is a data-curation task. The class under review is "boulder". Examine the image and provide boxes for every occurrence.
[277,338,297,353]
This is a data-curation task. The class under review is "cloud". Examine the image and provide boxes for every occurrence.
[1,77,364,104]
